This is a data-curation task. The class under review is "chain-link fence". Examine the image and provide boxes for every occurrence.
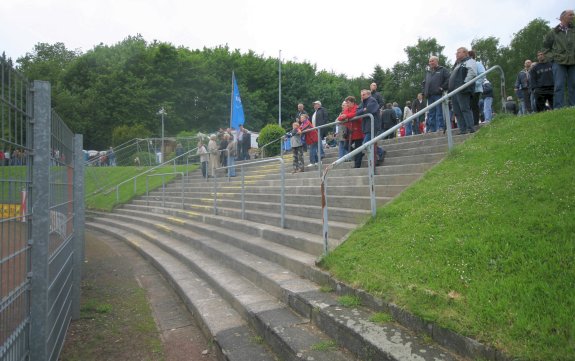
[1,57,84,361]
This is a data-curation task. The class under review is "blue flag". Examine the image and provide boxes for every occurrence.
[230,74,245,130]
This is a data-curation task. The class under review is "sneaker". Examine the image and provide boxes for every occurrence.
[306,163,314,167]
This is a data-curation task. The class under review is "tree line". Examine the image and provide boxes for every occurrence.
[12,18,549,150]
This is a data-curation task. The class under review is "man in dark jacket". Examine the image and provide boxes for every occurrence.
[543,9,575,108]
[514,60,532,114]
[312,101,327,159]
[423,56,450,133]
[355,89,384,167]
[370,82,385,110]
[411,93,425,134]
[529,51,555,112]
[380,103,398,139]
[448,47,477,134]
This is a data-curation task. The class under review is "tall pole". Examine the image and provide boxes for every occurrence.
[230,71,234,129]
[278,50,282,126]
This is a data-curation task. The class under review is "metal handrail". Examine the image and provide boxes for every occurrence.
[114,147,198,202]
[319,65,506,255]
[259,136,284,158]
[146,172,184,209]
[213,157,286,228]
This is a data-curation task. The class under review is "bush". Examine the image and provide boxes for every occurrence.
[131,151,157,166]
[257,123,285,157]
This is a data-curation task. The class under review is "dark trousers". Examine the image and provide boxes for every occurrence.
[534,87,554,112]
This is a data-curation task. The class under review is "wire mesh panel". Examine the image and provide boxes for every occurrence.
[0,57,33,361]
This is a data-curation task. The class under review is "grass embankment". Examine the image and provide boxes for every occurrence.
[85,164,197,211]
[320,109,575,361]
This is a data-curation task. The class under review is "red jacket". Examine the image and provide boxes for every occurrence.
[299,119,318,145]
[338,104,363,141]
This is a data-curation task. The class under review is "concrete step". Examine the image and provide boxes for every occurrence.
[154,183,407,199]
[85,222,277,361]
[87,215,462,361]
[132,196,375,225]
[113,205,330,255]
[86,219,358,361]
[142,191,391,211]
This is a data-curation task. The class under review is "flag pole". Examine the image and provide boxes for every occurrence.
[230,71,234,129]
[278,50,282,126]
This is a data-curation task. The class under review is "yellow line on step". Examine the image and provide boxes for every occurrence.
[154,224,172,233]
[168,217,185,225]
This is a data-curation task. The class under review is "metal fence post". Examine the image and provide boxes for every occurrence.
[30,80,51,361]
[72,134,85,320]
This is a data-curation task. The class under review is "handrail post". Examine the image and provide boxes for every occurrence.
[213,171,218,215]
[241,166,245,220]
[162,174,166,207]
[317,128,322,178]
[181,172,184,209]
[443,91,454,150]
[280,158,285,228]
[321,171,329,255]
[116,185,119,203]
[134,177,137,196]
[146,176,149,207]
[280,135,285,158]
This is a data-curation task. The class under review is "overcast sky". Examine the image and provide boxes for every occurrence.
[0,0,567,78]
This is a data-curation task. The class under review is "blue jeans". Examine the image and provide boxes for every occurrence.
[404,121,413,136]
[363,133,384,160]
[227,156,236,176]
[552,62,575,108]
[309,142,319,164]
[427,95,444,132]
[483,96,493,122]
[338,140,348,158]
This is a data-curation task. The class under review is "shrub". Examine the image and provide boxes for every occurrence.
[257,123,285,157]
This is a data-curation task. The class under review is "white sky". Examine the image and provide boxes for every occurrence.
[0,0,566,78]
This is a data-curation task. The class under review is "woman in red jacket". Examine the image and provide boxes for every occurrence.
[337,96,363,168]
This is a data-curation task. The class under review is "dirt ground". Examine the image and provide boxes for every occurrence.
[59,230,218,361]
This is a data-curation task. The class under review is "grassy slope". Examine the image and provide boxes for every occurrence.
[320,109,575,360]
[85,164,197,211]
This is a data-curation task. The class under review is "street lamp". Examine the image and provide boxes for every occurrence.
[157,107,167,163]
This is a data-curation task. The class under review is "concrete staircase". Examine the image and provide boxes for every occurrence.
[87,132,481,361]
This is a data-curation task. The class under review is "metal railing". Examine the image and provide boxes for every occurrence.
[213,157,286,228]
[319,65,506,254]
[113,147,198,203]
[146,172,185,209]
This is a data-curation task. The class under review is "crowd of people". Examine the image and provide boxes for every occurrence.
[196,124,251,178]
[0,148,28,166]
[282,9,574,174]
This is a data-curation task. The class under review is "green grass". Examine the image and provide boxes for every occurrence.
[85,164,197,211]
[320,109,575,361]
[369,312,393,324]
[311,340,337,351]
[338,295,361,308]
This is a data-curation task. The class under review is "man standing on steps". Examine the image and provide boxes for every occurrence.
[423,56,450,133]
[543,9,575,109]
[449,47,477,135]
[312,101,327,160]
[514,59,532,114]
[355,89,384,167]
[370,82,385,110]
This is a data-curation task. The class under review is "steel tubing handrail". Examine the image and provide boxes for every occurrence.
[214,157,286,228]
[146,172,185,209]
[114,147,198,202]
[320,65,506,255]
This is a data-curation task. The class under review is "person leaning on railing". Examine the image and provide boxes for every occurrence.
[337,96,363,168]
